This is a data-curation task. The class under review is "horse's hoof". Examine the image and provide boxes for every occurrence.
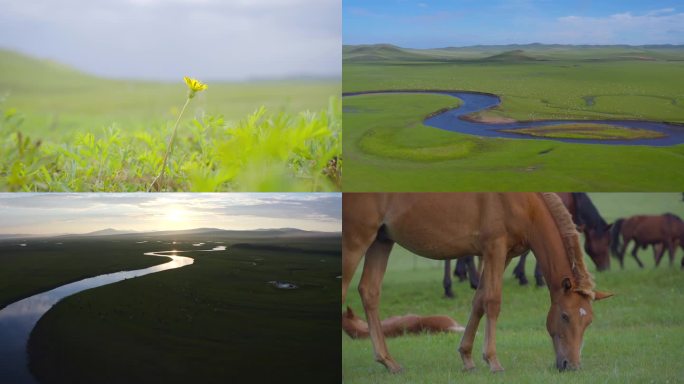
[490,366,505,373]
[388,364,403,374]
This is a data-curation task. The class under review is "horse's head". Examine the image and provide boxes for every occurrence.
[547,277,612,371]
[584,224,612,271]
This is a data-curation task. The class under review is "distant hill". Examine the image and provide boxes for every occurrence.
[80,228,138,237]
[343,43,684,63]
[27,227,338,239]
[343,44,440,62]
[480,49,540,62]
[0,48,103,90]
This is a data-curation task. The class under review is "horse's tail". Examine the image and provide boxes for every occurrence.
[610,218,624,257]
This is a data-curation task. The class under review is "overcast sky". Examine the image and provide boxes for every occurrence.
[0,193,341,235]
[344,0,684,48]
[0,0,340,81]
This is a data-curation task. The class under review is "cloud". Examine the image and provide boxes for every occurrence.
[0,193,341,234]
[552,8,684,44]
[0,0,340,80]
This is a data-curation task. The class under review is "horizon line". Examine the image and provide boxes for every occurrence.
[0,227,342,239]
[343,42,684,49]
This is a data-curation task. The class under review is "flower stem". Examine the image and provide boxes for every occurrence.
[149,96,191,191]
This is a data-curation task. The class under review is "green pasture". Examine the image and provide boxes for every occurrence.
[344,94,684,190]
[0,49,341,191]
[500,123,665,140]
[343,45,684,191]
[342,193,684,383]
[0,238,166,310]
[1,49,337,138]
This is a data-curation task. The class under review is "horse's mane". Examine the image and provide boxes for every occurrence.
[540,193,596,298]
[664,212,683,222]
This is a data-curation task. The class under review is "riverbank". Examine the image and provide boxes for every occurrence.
[344,90,684,146]
[342,92,684,191]
[0,238,169,310]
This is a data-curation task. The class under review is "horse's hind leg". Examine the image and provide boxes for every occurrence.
[630,243,645,268]
[443,260,454,298]
[534,260,545,287]
[358,238,401,373]
[618,238,629,269]
[342,231,374,306]
[466,256,480,289]
[455,258,468,282]
[654,244,665,267]
[512,253,528,285]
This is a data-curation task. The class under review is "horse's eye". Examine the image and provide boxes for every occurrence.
[561,313,570,322]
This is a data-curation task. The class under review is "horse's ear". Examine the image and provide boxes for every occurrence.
[593,291,614,301]
[562,277,572,293]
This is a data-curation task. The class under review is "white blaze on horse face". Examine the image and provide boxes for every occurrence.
[579,307,587,317]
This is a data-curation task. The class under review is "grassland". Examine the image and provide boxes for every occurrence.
[0,230,341,382]
[0,237,166,309]
[500,123,666,140]
[342,193,684,383]
[343,44,684,191]
[0,49,341,191]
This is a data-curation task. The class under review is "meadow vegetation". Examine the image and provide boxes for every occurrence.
[342,193,684,383]
[0,238,166,309]
[0,49,341,191]
[499,123,666,140]
[0,230,341,382]
[343,45,684,191]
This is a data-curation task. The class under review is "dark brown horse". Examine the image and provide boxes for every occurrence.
[504,193,612,288]
[610,213,681,268]
[443,256,480,297]
[343,193,612,373]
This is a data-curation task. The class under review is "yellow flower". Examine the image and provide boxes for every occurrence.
[184,76,208,97]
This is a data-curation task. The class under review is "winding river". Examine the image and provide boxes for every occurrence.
[0,249,198,384]
[343,90,684,146]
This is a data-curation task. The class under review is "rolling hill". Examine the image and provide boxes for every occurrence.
[343,43,684,63]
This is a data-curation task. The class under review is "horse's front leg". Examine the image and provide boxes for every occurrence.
[481,241,507,372]
[459,241,507,373]
[458,284,485,371]
[443,259,454,298]
[358,239,401,373]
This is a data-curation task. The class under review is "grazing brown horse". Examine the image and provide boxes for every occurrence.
[342,307,464,339]
[343,193,612,373]
[610,214,680,268]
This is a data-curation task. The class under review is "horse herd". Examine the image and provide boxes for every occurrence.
[342,193,683,374]
[444,193,684,294]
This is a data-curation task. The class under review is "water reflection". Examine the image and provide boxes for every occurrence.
[0,250,195,384]
[268,281,298,289]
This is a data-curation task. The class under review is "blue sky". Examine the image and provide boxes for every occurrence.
[0,193,342,235]
[0,0,340,81]
[344,0,684,47]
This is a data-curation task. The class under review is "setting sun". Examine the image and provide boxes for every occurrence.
[165,208,188,223]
